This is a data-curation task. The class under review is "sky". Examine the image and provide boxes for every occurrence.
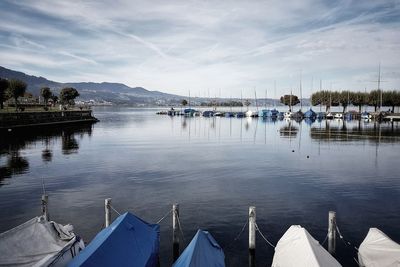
[0,0,399,98]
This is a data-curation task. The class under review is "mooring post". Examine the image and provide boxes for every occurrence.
[249,206,256,267]
[172,203,180,261]
[105,198,112,227]
[328,210,336,255]
[41,194,49,221]
[249,206,256,250]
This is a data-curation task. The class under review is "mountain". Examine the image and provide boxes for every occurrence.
[0,66,183,106]
[0,66,311,107]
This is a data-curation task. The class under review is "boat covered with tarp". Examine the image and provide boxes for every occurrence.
[173,229,225,267]
[304,108,317,119]
[68,212,159,267]
[358,228,400,267]
[0,216,84,267]
[272,225,342,267]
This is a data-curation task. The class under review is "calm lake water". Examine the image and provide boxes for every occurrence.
[1,107,400,266]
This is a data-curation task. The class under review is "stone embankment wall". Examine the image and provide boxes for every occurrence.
[0,110,98,129]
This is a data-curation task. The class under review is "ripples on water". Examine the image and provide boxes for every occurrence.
[1,107,400,266]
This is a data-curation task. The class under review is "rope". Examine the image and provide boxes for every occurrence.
[110,205,121,216]
[353,257,361,266]
[225,220,248,249]
[156,209,172,224]
[321,233,329,245]
[336,225,359,252]
[255,223,275,248]
[174,210,186,243]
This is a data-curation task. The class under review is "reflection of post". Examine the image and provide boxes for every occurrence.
[105,198,111,227]
[328,211,336,255]
[172,203,180,261]
[41,194,49,221]
[249,206,256,267]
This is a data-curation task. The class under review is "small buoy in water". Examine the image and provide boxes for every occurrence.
[292,150,295,152]
[307,155,310,158]
[8,129,12,132]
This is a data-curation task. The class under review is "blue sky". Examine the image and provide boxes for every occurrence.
[0,0,399,97]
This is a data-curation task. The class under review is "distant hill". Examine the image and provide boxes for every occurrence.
[0,66,310,106]
[0,66,183,106]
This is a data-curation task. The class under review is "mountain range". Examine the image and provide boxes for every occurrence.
[0,66,183,106]
[0,66,310,106]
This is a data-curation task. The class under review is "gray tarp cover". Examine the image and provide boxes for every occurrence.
[0,216,83,267]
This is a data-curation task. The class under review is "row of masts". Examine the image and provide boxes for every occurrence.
[186,65,384,111]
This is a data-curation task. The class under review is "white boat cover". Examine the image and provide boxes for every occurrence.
[358,228,400,267]
[272,225,342,267]
[0,216,84,267]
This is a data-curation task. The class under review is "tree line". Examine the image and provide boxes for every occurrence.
[310,90,400,112]
[0,77,80,111]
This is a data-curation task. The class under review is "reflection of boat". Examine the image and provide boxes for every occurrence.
[304,118,316,125]
[317,112,325,120]
[284,112,292,118]
[173,229,225,267]
[334,113,343,119]
[69,212,159,267]
[358,228,400,267]
[0,216,84,266]
[361,111,372,120]
[272,225,341,267]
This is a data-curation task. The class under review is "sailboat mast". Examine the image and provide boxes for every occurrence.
[274,80,276,108]
[378,63,382,111]
[265,89,267,108]
[240,90,243,112]
[254,90,258,112]
[299,72,303,111]
[319,79,322,112]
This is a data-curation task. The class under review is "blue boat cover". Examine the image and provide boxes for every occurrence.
[68,212,159,267]
[304,108,316,118]
[173,230,225,267]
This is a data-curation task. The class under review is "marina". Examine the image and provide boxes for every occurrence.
[1,107,400,266]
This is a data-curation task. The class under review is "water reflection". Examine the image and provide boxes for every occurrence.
[310,120,400,143]
[279,121,299,138]
[0,123,94,184]
[0,151,29,185]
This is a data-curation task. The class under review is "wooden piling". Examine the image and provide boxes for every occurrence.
[328,211,336,255]
[41,194,49,221]
[172,203,180,261]
[249,206,256,267]
[105,198,112,227]
[249,206,256,251]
